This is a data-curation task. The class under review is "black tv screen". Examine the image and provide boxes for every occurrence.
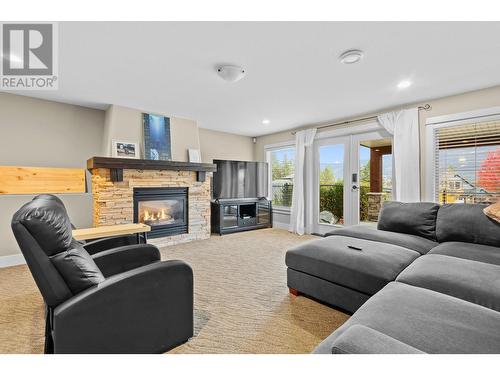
[212,160,268,199]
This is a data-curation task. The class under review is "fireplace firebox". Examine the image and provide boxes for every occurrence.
[133,187,188,238]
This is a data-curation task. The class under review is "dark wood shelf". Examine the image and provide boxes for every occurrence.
[87,157,217,182]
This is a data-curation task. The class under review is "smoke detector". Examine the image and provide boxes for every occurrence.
[216,65,246,82]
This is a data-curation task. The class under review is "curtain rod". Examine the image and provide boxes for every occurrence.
[291,104,432,135]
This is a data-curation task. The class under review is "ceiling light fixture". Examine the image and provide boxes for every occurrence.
[339,49,364,64]
[397,80,412,89]
[262,119,270,125]
[216,65,246,82]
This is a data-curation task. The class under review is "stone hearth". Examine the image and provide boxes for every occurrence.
[90,168,212,247]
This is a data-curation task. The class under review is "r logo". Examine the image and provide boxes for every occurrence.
[2,23,53,76]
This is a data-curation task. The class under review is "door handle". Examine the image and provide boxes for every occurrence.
[352,185,359,191]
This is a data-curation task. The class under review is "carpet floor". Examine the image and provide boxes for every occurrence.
[0,228,349,354]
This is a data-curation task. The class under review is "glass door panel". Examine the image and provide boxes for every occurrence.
[353,135,393,225]
[313,136,349,235]
[319,144,346,226]
[312,129,392,234]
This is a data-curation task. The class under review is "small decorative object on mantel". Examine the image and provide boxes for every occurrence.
[112,140,139,159]
[142,113,172,161]
[188,148,202,163]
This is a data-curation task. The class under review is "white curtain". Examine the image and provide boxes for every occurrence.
[290,128,317,235]
[377,108,420,202]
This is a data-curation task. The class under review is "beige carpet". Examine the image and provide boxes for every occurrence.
[0,228,349,354]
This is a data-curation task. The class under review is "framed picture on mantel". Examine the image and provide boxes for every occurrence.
[142,113,172,161]
[112,140,139,159]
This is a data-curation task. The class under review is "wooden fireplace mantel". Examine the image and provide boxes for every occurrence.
[87,157,217,182]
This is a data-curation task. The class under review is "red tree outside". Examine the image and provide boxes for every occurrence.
[477,148,500,192]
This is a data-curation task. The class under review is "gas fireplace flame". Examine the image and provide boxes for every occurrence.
[141,207,173,224]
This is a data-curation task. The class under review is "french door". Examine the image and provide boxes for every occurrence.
[312,129,393,235]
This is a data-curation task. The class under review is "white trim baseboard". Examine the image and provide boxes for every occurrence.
[0,254,26,268]
[272,221,290,230]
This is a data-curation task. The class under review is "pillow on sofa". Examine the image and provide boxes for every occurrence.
[377,201,440,241]
[484,202,500,223]
[436,203,500,247]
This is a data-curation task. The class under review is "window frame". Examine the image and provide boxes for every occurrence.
[264,141,296,212]
[424,106,500,202]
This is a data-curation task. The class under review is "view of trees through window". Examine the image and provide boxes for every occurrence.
[269,147,295,207]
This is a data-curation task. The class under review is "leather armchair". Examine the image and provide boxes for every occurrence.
[11,194,193,354]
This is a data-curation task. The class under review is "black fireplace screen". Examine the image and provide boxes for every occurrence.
[133,187,188,238]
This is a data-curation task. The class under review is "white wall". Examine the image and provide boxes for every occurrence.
[101,105,201,162]
[199,128,255,163]
[0,93,105,258]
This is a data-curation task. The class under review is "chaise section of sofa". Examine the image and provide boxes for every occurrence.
[314,282,500,354]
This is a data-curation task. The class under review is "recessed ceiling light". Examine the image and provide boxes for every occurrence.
[339,49,364,64]
[262,119,270,125]
[397,80,412,89]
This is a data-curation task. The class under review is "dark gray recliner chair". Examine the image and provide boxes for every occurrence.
[11,194,193,354]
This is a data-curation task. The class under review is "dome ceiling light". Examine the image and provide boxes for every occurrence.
[339,49,364,64]
[216,65,246,82]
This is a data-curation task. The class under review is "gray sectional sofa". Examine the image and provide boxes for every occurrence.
[285,201,500,353]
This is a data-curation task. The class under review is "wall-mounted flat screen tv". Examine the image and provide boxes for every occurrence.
[212,160,269,199]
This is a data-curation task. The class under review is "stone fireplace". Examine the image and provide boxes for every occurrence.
[87,157,216,247]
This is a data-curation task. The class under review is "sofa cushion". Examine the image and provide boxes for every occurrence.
[314,282,500,354]
[331,324,424,354]
[397,254,500,312]
[436,203,500,247]
[50,240,105,294]
[429,242,500,266]
[286,236,420,295]
[325,225,437,255]
[377,201,440,241]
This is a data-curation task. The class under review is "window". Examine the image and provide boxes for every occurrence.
[267,147,295,208]
[434,120,500,204]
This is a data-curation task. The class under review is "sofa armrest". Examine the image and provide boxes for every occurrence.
[91,244,160,277]
[82,234,142,255]
[331,325,424,354]
[53,260,193,353]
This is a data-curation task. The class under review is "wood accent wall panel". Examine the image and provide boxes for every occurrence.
[0,166,86,195]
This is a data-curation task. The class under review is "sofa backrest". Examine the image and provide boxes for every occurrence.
[377,201,440,241]
[436,203,500,247]
[11,195,105,307]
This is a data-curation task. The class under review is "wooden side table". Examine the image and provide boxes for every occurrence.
[72,223,151,244]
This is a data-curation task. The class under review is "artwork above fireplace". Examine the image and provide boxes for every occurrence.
[133,187,188,238]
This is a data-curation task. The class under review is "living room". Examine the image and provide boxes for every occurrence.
[1,2,500,374]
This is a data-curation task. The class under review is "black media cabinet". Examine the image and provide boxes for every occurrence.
[211,198,272,235]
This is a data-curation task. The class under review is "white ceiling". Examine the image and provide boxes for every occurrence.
[8,22,500,136]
